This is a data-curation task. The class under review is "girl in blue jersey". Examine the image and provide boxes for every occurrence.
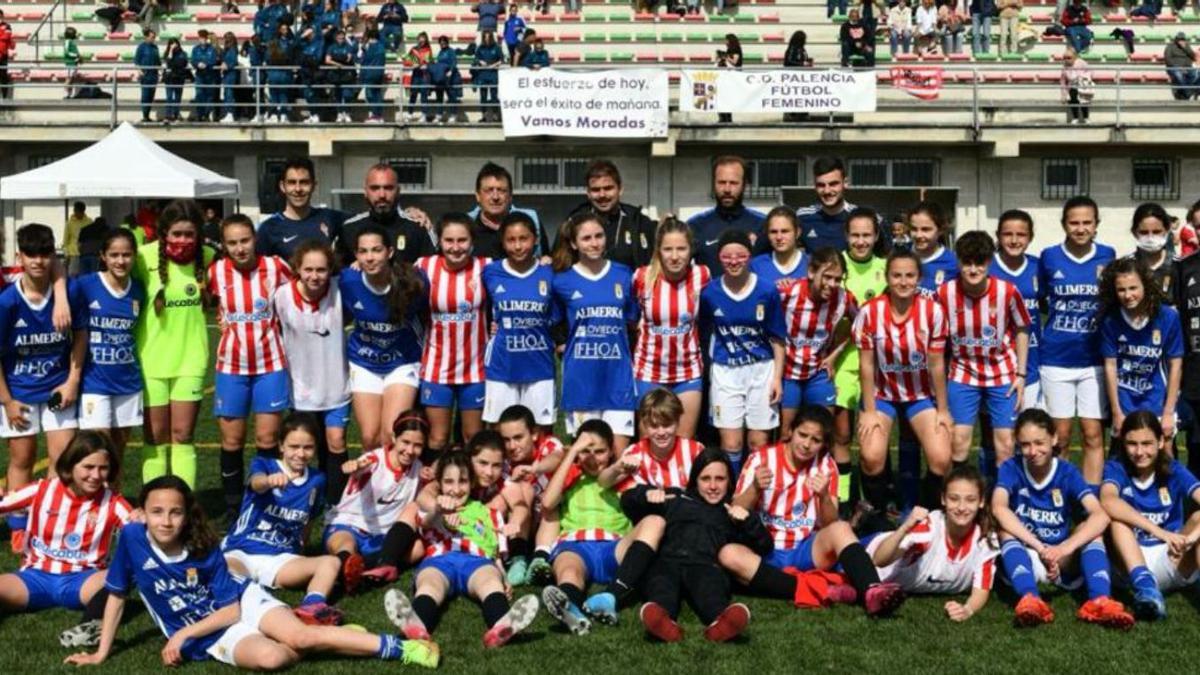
[749,207,808,293]
[699,229,787,478]
[383,452,541,650]
[1099,257,1183,438]
[67,476,439,669]
[991,409,1133,628]
[908,201,958,296]
[341,225,427,451]
[70,229,145,468]
[1101,412,1200,620]
[551,213,638,452]
[223,415,347,628]
[481,212,559,430]
[0,224,80,548]
[1038,195,1116,483]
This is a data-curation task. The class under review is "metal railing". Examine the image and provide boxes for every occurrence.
[25,0,69,64]
[0,63,1193,130]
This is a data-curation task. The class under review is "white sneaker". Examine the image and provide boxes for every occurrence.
[249,114,263,124]
[306,114,320,124]
[367,115,383,124]
[220,113,235,124]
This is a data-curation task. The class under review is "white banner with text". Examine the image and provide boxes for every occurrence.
[499,68,670,138]
[679,69,877,114]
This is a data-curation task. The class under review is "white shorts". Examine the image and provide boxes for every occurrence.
[564,409,636,438]
[710,360,779,431]
[1141,542,1200,592]
[1040,366,1108,420]
[1018,543,1083,591]
[0,400,77,438]
[349,362,420,396]
[224,549,301,588]
[206,584,288,666]
[78,392,143,430]
[483,379,557,425]
[1021,381,1043,412]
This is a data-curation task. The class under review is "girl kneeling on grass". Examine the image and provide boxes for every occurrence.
[383,451,540,649]
[865,465,999,622]
[1101,411,1200,621]
[992,408,1133,629]
[638,447,772,643]
[66,476,439,669]
[223,414,348,627]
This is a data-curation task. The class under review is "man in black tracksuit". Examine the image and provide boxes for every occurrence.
[567,159,657,270]
[336,163,436,267]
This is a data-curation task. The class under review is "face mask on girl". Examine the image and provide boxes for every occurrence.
[1136,233,1168,253]
[165,239,197,264]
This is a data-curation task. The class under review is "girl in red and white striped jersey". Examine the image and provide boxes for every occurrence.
[415,214,490,459]
[208,215,293,519]
[866,465,999,622]
[0,432,131,638]
[383,452,540,650]
[853,250,953,513]
[632,218,710,438]
[780,248,858,433]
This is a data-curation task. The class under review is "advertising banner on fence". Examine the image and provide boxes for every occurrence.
[498,68,670,138]
[679,69,877,114]
[891,66,944,100]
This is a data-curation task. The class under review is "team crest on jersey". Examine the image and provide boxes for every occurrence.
[910,352,924,365]
[1032,277,1038,293]
[1153,329,1161,345]
[1096,264,1106,279]
[614,284,623,299]
[864,290,876,300]
[132,300,140,316]
[254,297,268,311]
[1051,489,1063,507]
[538,280,548,296]
[64,532,82,550]
[397,235,407,251]
[981,325,997,339]
[320,222,330,238]
[184,283,197,297]
[624,231,632,245]
[640,233,648,249]
[1160,487,1172,506]
[756,304,764,321]
[186,567,199,587]
[680,312,692,323]
[935,271,945,285]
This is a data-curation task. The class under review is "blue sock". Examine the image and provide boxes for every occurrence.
[1000,540,1039,597]
[377,635,404,660]
[1130,565,1159,595]
[301,592,326,606]
[1080,541,1112,599]
[727,450,745,479]
[897,438,920,511]
[5,514,27,531]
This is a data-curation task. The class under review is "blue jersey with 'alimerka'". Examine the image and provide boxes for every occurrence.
[0,281,70,404]
[749,252,809,295]
[69,273,145,396]
[1099,306,1184,416]
[699,273,787,367]
[340,268,425,374]
[553,261,638,412]
[995,456,1094,545]
[990,253,1041,386]
[1102,459,1200,547]
[917,246,958,297]
[482,259,559,384]
[105,523,247,663]
[223,456,326,556]
[1038,242,1116,368]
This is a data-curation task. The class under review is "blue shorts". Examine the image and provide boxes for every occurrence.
[322,524,384,558]
[214,370,291,418]
[766,536,817,572]
[552,540,620,585]
[634,378,704,402]
[948,381,1019,428]
[869,397,935,422]
[420,381,486,410]
[318,403,352,430]
[782,371,837,409]
[415,551,493,598]
[16,568,93,611]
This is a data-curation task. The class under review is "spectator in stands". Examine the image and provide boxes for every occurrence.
[254,0,285,41]
[63,202,92,273]
[997,0,1020,53]
[567,160,657,269]
[162,37,189,123]
[223,0,240,13]
[95,0,125,34]
[337,163,436,266]
[243,35,266,121]
[1164,32,1199,101]
[937,0,966,54]
[1179,203,1200,258]
[463,163,549,259]
[137,0,161,32]
[135,29,161,123]
[839,2,876,67]
[503,4,526,59]
[523,36,551,69]
[1061,0,1093,55]
[510,28,535,66]
[319,0,342,36]
[888,0,914,55]
[566,0,583,14]
[1130,0,1164,19]
[427,35,457,123]
[1060,45,1092,124]
[190,29,219,122]
[378,0,408,52]
[828,0,849,19]
[63,27,80,98]
[403,31,433,122]
[914,0,938,54]
[716,34,741,124]
[783,30,813,122]
[473,0,505,35]
[0,11,12,106]
[969,0,994,55]
[473,31,503,122]
[265,31,294,122]
[218,32,240,123]
[298,26,327,123]
[359,28,387,122]
[687,155,766,275]
[326,28,357,122]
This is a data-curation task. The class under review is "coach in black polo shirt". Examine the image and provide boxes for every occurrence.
[566,159,657,269]
[686,155,766,275]
[337,163,435,266]
[465,162,549,259]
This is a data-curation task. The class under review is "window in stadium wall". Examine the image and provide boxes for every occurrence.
[28,155,65,170]
[1041,158,1089,200]
[1130,159,1178,202]
[517,158,590,192]
[259,158,290,215]
[745,159,803,200]
[846,159,939,188]
[382,157,431,190]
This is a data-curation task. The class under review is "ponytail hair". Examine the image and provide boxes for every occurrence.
[153,199,205,316]
[354,225,424,324]
[645,216,693,289]
[942,464,997,547]
[551,212,605,272]
[138,476,220,558]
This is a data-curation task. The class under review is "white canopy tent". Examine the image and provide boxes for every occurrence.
[0,122,240,200]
